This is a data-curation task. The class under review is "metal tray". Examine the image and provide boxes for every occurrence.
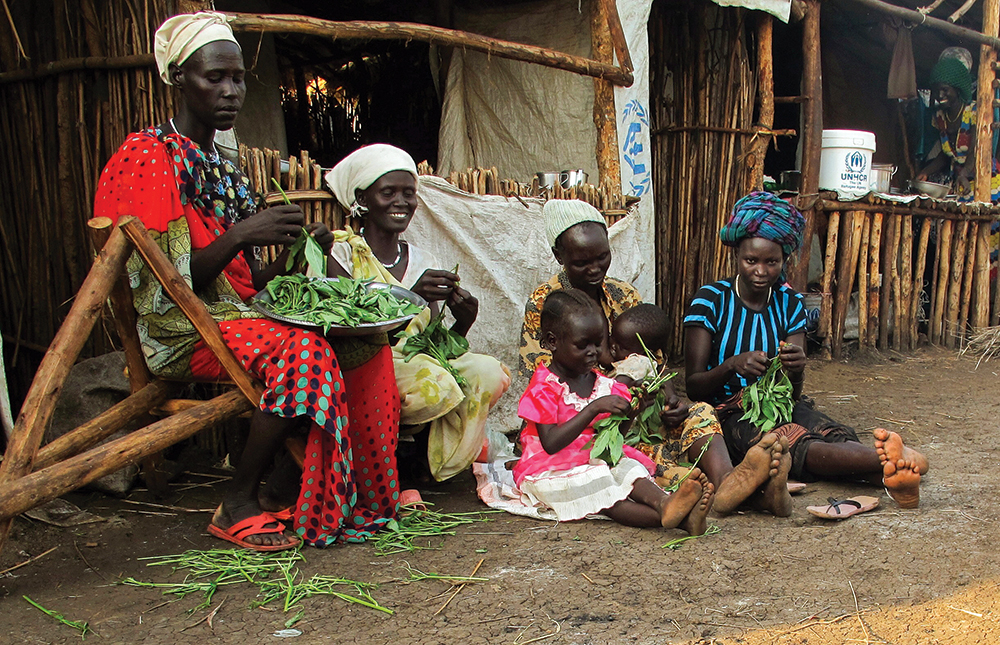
[251,279,427,337]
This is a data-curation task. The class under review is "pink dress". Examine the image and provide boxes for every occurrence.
[514,364,656,521]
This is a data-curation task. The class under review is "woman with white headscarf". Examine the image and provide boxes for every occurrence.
[325,144,511,482]
[94,13,402,550]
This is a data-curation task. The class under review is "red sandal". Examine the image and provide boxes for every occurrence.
[207,513,300,552]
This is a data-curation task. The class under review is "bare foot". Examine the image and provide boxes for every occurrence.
[681,472,716,536]
[658,469,704,529]
[759,438,793,517]
[713,433,781,515]
[873,428,930,474]
[883,458,921,509]
[211,502,295,548]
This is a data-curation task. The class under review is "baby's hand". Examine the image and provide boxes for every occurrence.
[588,394,631,417]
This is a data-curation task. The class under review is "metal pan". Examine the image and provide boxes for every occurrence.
[251,279,427,337]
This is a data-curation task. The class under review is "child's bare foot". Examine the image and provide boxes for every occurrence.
[681,472,715,536]
[658,469,704,529]
[714,433,781,515]
[873,428,930,474]
[759,437,792,517]
[883,458,920,509]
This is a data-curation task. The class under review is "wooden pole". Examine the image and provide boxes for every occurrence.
[974,0,999,326]
[32,380,177,471]
[867,213,884,344]
[890,214,903,350]
[818,209,840,357]
[0,53,154,85]
[899,215,913,349]
[750,14,775,190]
[0,391,253,522]
[945,221,970,347]
[932,221,954,344]
[879,212,897,349]
[832,211,863,358]
[599,0,634,76]
[791,0,823,291]
[837,0,1000,50]
[857,214,871,348]
[227,13,634,87]
[0,225,131,552]
[911,218,931,349]
[591,0,622,196]
[88,218,152,390]
[119,218,264,404]
[815,199,996,221]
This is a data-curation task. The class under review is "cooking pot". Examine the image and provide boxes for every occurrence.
[870,164,896,193]
[559,169,588,188]
[535,172,560,190]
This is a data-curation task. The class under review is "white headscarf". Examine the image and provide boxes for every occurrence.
[154,12,240,85]
[324,144,418,217]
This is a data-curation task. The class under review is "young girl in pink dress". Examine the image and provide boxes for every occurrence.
[514,289,715,531]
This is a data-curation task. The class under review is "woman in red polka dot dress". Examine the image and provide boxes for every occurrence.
[92,13,400,550]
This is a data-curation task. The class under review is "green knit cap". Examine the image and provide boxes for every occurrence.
[929,56,973,103]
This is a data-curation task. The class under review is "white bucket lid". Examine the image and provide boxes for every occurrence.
[822,129,876,153]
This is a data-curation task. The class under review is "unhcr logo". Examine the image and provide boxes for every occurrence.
[841,151,868,183]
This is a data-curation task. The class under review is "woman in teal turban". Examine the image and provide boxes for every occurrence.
[915,56,1000,203]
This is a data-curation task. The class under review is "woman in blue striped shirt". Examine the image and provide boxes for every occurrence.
[685,193,927,512]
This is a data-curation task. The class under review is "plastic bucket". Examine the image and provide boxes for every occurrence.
[819,130,876,193]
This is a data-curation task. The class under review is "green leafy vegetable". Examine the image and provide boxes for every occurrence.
[262,275,422,333]
[23,596,92,639]
[284,227,327,278]
[587,335,677,465]
[739,353,794,434]
[399,265,469,388]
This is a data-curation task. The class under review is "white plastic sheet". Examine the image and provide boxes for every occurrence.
[406,176,652,431]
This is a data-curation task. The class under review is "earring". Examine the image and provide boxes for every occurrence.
[349,202,369,219]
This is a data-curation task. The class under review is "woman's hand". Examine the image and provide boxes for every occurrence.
[234,205,304,247]
[305,221,334,254]
[587,394,631,417]
[410,269,461,303]
[956,165,973,193]
[726,350,769,378]
[778,341,806,374]
[447,286,479,336]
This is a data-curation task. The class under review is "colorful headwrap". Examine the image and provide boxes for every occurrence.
[929,56,973,104]
[324,144,418,218]
[154,12,240,85]
[720,191,805,256]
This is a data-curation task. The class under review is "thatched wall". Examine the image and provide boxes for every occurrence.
[0,0,180,408]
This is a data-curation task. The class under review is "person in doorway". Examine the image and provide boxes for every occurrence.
[684,191,928,510]
[94,12,401,550]
[915,56,1000,203]
[325,144,511,483]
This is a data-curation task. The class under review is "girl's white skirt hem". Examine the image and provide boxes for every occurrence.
[518,457,651,522]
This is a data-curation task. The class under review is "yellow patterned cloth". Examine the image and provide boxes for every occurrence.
[634,401,723,490]
[518,272,642,378]
[335,230,511,481]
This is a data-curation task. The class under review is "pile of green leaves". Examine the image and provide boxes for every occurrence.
[373,503,498,556]
[399,266,469,388]
[263,275,422,333]
[121,547,392,617]
[587,336,677,465]
[739,353,794,433]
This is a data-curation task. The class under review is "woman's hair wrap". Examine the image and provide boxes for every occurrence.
[719,191,805,257]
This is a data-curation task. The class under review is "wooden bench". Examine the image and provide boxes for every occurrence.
[0,216,265,553]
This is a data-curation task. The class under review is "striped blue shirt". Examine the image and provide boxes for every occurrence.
[684,278,807,404]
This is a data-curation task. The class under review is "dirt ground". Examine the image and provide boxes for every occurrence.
[2,346,1000,645]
